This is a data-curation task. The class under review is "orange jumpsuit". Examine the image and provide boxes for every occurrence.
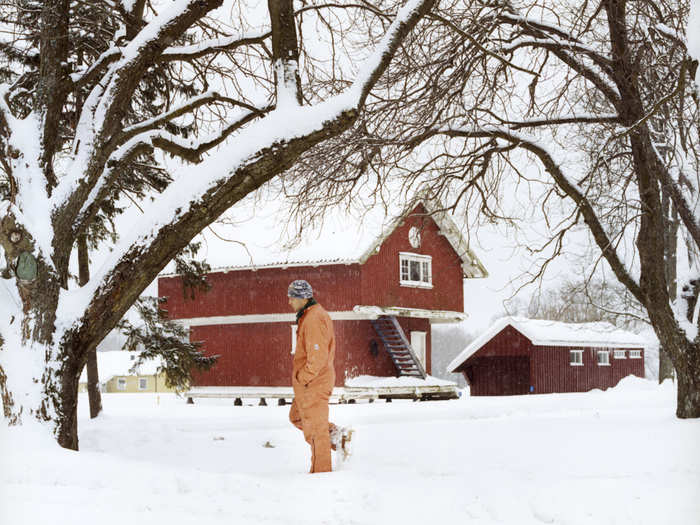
[289,302,338,473]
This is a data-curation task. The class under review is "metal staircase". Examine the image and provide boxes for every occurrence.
[370,315,426,379]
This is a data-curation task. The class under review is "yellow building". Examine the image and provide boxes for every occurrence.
[79,351,176,393]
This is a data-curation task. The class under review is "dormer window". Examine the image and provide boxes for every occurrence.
[400,252,432,288]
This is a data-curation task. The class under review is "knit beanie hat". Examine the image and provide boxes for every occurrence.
[287,279,313,299]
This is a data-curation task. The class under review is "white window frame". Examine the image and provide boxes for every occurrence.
[629,349,642,359]
[138,377,148,391]
[570,349,584,366]
[399,252,433,289]
[614,350,626,359]
[597,350,611,366]
[117,378,127,391]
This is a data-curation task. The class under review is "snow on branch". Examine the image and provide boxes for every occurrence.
[501,114,621,130]
[492,9,620,106]
[50,0,224,240]
[499,37,612,70]
[159,32,270,62]
[70,47,123,88]
[650,144,700,255]
[57,0,438,339]
[496,12,582,44]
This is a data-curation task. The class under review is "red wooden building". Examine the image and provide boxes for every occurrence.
[158,203,487,390]
[448,317,646,396]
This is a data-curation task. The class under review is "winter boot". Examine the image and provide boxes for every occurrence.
[330,425,341,451]
[340,427,354,461]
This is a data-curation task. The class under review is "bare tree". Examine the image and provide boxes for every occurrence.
[0,0,437,450]
[284,0,700,417]
[522,277,646,328]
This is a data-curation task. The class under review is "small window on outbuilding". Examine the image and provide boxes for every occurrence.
[399,252,432,288]
[117,378,127,391]
[614,350,626,359]
[138,378,148,390]
[597,350,611,366]
[570,349,584,366]
[630,350,642,359]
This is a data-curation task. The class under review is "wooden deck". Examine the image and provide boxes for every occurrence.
[184,384,459,405]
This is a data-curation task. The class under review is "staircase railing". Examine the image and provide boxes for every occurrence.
[370,315,427,379]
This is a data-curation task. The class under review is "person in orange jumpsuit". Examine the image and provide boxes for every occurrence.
[287,279,344,473]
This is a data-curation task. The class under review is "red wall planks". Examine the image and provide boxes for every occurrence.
[159,264,362,319]
[360,205,464,312]
[189,318,431,387]
[458,325,645,396]
[158,204,458,386]
[531,346,645,394]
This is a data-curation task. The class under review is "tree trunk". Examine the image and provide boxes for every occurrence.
[56,352,83,449]
[659,121,678,385]
[674,341,700,418]
[86,350,101,419]
[659,350,675,384]
[78,234,102,418]
[648,300,700,418]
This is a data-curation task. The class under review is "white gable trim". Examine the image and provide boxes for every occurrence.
[356,202,488,278]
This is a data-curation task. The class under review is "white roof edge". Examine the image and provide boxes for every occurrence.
[159,200,487,279]
[447,317,510,372]
[447,316,647,373]
[427,204,489,279]
[160,258,359,278]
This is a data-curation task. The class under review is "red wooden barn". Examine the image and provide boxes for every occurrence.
[447,317,646,396]
[158,202,487,391]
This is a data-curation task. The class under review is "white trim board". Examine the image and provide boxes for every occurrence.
[176,306,467,327]
[178,311,363,327]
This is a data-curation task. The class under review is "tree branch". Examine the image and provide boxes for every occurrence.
[59,0,438,365]
[118,92,269,144]
[159,32,270,62]
[410,125,645,303]
[506,114,621,130]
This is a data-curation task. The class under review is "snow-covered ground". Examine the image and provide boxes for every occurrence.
[2,377,699,525]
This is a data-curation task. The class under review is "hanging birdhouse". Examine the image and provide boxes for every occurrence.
[15,251,38,281]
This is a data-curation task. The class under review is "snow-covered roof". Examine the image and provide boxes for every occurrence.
[160,198,487,279]
[447,316,647,372]
[79,351,163,383]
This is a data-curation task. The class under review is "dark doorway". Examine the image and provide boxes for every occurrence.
[470,356,530,396]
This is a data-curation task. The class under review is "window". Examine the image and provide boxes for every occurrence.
[117,378,127,391]
[597,350,610,366]
[138,378,148,390]
[630,350,642,359]
[399,253,432,288]
[570,349,584,366]
[614,350,626,359]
